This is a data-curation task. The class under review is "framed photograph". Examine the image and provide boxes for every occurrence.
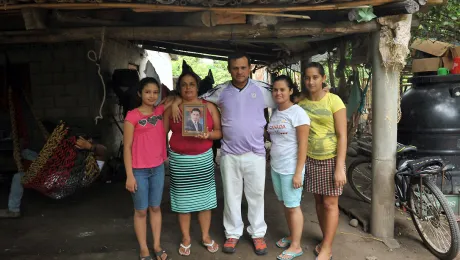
[182,104,207,136]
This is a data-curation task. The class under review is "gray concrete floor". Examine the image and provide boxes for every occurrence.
[0,157,438,260]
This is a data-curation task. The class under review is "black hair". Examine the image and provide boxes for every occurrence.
[227,51,251,67]
[305,62,326,77]
[191,108,201,115]
[176,71,201,95]
[273,75,300,103]
[138,77,160,94]
[304,62,328,88]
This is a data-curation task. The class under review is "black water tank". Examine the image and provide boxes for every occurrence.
[398,75,460,194]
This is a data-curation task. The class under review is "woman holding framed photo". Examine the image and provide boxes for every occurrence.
[163,70,222,257]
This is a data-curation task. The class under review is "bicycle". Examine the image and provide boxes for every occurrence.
[347,142,460,260]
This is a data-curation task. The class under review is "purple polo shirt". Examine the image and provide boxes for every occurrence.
[201,79,275,156]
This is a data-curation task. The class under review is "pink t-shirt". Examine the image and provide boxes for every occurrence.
[125,106,166,169]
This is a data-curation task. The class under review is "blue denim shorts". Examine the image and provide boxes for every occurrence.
[271,169,304,208]
[131,164,165,210]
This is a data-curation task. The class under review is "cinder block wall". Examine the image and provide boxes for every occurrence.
[1,40,147,155]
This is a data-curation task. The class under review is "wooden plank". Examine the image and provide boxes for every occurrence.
[426,0,443,4]
[53,11,133,26]
[1,0,403,13]
[0,20,381,44]
[182,12,246,27]
[142,40,273,59]
[128,11,245,27]
[21,8,46,30]
[212,12,247,26]
[228,11,310,20]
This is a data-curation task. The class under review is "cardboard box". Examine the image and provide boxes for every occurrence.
[410,38,458,73]
[412,58,442,73]
[411,39,453,57]
[451,46,460,58]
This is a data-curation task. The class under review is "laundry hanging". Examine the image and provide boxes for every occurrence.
[346,70,362,121]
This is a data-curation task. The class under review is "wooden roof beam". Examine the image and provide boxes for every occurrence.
[1,0,402,13]
[140,40,274,57]
[0,20,381,44]
[143,45,271,64]
[142,41,277,62]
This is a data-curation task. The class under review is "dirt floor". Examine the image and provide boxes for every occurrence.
[0,159,440,260]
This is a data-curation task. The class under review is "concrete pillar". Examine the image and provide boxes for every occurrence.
[370,30,398,239]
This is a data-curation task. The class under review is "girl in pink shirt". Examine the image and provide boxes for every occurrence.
[123,77,171,260]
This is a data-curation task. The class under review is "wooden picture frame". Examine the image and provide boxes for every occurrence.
[182,104,207,136]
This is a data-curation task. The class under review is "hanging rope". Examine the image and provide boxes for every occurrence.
[20,88,50,141]
[23,122,67,185]
[8,87,24,172]
[87,27,106,125]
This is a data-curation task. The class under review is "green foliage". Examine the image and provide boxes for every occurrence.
[171,56,232,85]
[414,1,460,43]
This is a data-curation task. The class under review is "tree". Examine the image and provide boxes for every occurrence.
[413,1,459,43]
[172,56,231,86]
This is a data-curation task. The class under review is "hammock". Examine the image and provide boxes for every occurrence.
[8,87,101,199]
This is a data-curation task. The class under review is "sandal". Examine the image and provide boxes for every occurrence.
[202,240,219,253]
[139,256,152,260]
[314,244,321,256]
[178,243,191,256]
[277,250,304,260]
[154,250,171,260]
[276,237,292,248]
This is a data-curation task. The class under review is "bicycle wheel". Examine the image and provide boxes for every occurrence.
[347,158,373,203]
[409,178,460,260]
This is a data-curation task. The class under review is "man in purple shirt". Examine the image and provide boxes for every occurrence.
[200,52,275,255]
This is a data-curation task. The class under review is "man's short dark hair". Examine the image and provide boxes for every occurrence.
[191,108,201,115]
[227,51,251,67]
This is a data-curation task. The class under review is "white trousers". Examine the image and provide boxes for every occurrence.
[221,152,267,239]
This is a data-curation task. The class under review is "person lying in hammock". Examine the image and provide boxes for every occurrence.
[0,136,107,219]
[75,136,107,170]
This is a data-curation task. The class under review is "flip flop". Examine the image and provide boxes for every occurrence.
[276,237,292,248]
[139,256,152,260]
[315,255,333,260]
[154,249,171,260]
[202,240,219,253]
[277,250,304,260]
[178,243,191,256]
